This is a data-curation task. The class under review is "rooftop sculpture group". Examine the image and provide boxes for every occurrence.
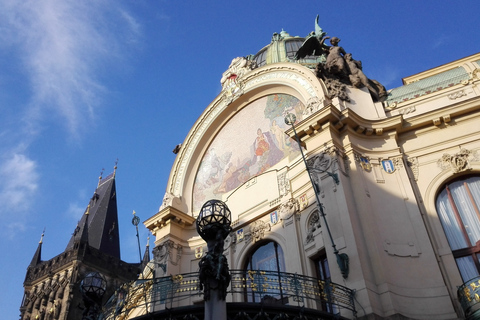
[295,15,386,102]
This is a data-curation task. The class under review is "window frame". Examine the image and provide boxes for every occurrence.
[436,175,480,281]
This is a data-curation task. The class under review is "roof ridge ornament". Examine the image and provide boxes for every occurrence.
[220,56,258,105]
[113,158,118,178]
[98,168,104,187]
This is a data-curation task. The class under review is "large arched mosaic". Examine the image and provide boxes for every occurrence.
[193,93,306,211]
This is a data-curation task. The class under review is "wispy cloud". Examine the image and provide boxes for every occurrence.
[1,0,140,137]
[0,0,140,232]
[0,153,39,233]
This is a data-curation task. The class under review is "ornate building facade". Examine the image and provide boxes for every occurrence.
[40,20,480,320]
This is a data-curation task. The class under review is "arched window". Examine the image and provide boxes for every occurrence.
[243,241,285,303]
[436,176,480,282]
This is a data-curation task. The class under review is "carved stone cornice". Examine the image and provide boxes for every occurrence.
[144,207,196,233]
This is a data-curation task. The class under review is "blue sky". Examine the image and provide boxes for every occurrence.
[1,1,479,318]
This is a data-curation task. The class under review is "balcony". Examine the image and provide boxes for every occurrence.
[101,270,356,320]
[458,276,480,320]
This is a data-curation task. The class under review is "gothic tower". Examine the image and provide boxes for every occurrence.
[20,171,139,320]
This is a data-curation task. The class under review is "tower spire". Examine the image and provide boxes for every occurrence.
[140,236,152,274]
[66,171,120,258]
[29,228,45,267]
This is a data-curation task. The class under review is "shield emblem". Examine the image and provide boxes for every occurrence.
[360,157,372,172]
[381,160,395,173]
[299,193,308,209]
[195,246,203,259]
[236,229,244,242]
[270,211,279,225]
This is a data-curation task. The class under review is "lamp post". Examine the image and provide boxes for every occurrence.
[285,113,349,279]
[196,200,232,320]
[80,272,107,320]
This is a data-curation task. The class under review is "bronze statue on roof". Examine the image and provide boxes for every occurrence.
[296,15,386,102]
[294,15,328,60]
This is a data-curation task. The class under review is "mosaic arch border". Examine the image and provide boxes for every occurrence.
[168,63,328,205]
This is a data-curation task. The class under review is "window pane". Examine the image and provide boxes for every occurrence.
[456,256,480,282]
[467,177,480,217]
[245,241,285,303]
[251,242,285,271]
[450,179,480,246]
[436,190,468,250]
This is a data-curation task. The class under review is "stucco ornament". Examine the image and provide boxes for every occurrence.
[279,198,300,221]
[159,192,175,211]
[277,172,290,198]
[302,96,323,117]
[245,220,271,244]
[153,240,182,273]
[407,157,419,181]
[220,57,258,105]
[437,148,474,173]
[305,210,321,244]
[306,152,333,193]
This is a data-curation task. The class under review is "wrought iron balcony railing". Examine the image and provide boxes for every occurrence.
[101,270,356,320]
[458,275,480,320]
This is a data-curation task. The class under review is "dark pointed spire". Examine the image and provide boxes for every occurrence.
[141,236,151,271]
[29,229,44,267]
[66,171,121,259]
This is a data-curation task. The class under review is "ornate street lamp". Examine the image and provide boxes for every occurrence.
[285,113,349,279]
[80,272,107,320]
[197,200,232,320]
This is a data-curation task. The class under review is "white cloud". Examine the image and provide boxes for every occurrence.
[0,153,39,217]
[0,0,140,138]
[0,1,141,233]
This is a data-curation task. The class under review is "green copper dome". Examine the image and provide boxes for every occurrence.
[252,30,325,68]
